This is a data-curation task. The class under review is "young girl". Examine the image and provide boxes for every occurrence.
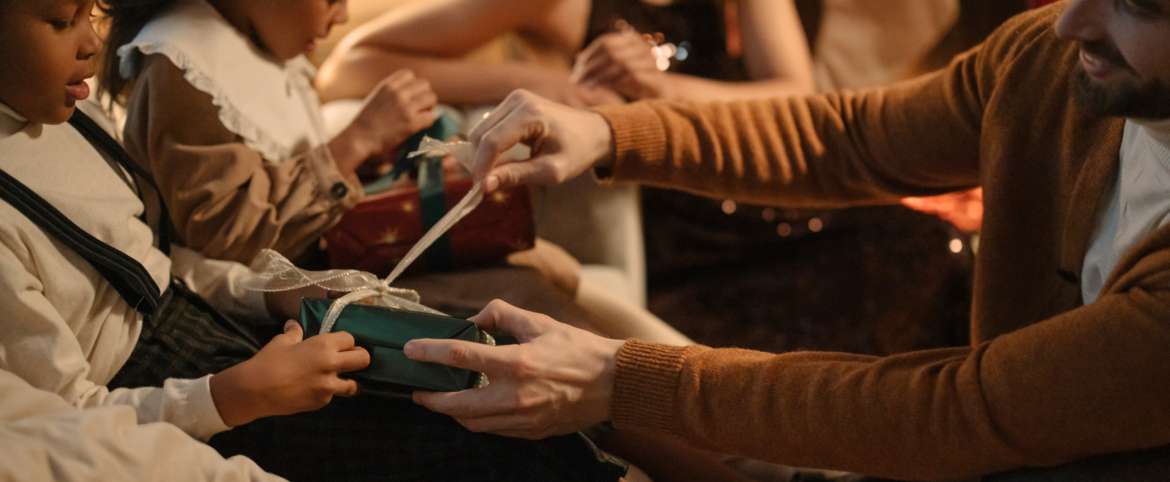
[107,0,690,351]
[0,0,623,480]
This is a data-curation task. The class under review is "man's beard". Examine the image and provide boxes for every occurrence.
[1069,41,1170,120]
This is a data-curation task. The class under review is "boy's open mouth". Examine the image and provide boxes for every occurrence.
[65,80,90,102]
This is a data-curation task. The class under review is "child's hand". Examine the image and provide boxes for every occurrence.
[359,69,437,152]
[330,69,437,175]
[209,321,370,427]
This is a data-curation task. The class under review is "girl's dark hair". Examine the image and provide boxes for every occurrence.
[98,0,179,103]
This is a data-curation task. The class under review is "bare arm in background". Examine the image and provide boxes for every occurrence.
[573,0,815,102]
[317,0,622,107]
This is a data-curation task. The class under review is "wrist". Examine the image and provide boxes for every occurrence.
[587,112,616,170]
[599,338,625,422]
[209,364,262,427]
[657,73,678,101]
[329,124,377,175]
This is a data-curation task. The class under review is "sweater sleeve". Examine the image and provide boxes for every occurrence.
[591,0,1018,207]
[0,229,230,442]
[123,54,363,265]
[0,369,284,482]
[608,6,1170,479]
[612,273,1170,479]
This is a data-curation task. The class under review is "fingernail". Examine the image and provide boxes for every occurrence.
[284,320,296,331]
[403,341,418,358]
[485,176,499,192]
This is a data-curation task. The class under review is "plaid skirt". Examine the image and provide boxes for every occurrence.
[108,280,627,482]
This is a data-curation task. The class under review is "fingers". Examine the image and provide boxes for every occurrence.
[574,33,656,89]
[318,330,357,351]
[335,346,371,373]
[469,93,537,180]
[280,320,304,344]
[412,386,522,420]
[470,300,546,342]
[403,338,503,373]
[333,378,361,398]
[577,62,631,92]
[488,155,563,191]
[382,68,420,90]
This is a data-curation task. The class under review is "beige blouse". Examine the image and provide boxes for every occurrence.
[123,54,363,265]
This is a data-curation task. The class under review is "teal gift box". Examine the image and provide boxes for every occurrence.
[298,297,490,398]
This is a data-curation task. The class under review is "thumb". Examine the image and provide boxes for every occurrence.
[281,320,304,344]
[489,156,563,191]
[470,300,544,342]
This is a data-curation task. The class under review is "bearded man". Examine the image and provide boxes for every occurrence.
[402,0,1170,479]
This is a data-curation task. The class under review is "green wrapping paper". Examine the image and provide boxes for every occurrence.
[298,297,489,398]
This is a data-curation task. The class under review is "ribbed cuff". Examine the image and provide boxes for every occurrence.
[610,339,690,436]
[591,103,669,184]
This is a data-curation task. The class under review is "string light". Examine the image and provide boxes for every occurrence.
[762,207,776,222]
[949,238,963,253]
[808,218,823,232]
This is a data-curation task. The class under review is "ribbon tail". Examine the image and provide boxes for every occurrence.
[383,181,485,285]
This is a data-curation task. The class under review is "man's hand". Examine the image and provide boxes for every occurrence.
[405,300,625,440]
[469,90,615,192]
[210,321,370,427]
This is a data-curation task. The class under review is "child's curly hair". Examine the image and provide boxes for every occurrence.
[98,0,179,102]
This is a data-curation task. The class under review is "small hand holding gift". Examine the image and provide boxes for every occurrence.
[210,320,370,427]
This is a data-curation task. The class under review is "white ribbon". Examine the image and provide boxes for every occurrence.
[240,137,486,335]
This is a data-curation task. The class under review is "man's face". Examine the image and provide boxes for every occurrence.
[1055,0,1170,119]
[0,0,101,124]
[246,0,349,61]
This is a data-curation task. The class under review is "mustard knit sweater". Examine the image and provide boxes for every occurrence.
[596,3,1170,479]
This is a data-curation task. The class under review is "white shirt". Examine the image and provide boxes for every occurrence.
[1082,117,1170,304]
[0,100,267,441]
[0,368,285,482]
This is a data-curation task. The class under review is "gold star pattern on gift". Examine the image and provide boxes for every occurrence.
[379,228,400,245]
[401,201,415,213]
[489,190,510,204]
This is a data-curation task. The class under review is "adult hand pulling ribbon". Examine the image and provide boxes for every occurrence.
[239,137,487,335]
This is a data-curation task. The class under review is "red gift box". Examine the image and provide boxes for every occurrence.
[324,177,535,277]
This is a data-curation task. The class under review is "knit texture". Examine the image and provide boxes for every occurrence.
[597,2,1170,479]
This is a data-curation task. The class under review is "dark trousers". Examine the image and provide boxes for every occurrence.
[109,281,626,482]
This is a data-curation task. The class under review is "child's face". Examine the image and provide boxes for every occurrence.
[0,0,101,124]
[248,0,349,62]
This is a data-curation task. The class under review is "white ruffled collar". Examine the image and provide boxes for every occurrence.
[117,0,325,162]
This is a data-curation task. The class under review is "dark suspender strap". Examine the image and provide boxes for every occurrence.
[67,110,171,255]
[0,169,161,314]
